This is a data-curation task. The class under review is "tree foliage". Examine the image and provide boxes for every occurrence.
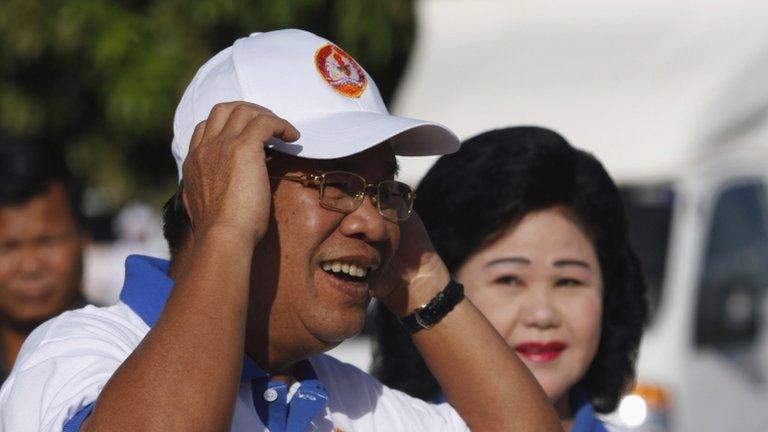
[0,0,415,211]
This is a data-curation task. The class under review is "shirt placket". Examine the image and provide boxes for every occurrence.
[252,379,289,432]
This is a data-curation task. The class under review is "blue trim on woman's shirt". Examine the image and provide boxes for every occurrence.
[432,390,608,432]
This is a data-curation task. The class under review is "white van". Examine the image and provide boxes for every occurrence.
[603,136,768,431]
[379,1,768,430]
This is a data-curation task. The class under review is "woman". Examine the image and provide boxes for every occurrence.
[371,126,647,431]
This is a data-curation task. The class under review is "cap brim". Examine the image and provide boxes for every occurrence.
[266,111,460,159]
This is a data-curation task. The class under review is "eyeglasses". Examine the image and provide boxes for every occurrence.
[269,171,415,222]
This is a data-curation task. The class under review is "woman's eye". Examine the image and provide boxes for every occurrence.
[494,275,522,286]
[556,278,583,287]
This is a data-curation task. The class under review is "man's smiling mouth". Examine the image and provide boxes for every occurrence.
[321,260,375,283]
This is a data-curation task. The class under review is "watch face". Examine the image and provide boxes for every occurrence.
[416,306,442,328]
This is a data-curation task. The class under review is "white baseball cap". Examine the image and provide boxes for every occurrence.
[171,29,460,179]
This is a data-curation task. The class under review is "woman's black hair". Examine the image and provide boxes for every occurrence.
[370,126,648,413]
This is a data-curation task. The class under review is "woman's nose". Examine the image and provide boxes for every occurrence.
[520,288,561,329]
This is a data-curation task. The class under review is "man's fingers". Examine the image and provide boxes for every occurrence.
[278,119,301,142]
[189,121,207,153]
[182,122,206,181]
[218,103,275,141]
[217,102,278,141]
[238,114,300,146]
[200,102,238,142]
[192,102,296,152]
[201,102,268,143]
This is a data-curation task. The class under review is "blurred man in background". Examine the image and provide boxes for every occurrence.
[0,141,87,383]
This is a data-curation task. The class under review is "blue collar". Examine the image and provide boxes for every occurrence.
[119,255,173,327]
[119,254,308,382]
[118,255,329,431]
[571,392,608,432]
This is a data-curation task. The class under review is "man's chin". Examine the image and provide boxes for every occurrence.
[312,318,366,349]
[297,298,368,353]
[2,313,52,333]
[317,326,363,346]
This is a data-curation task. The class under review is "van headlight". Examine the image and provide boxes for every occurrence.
[602,382,672,431]
[618,394,648,426]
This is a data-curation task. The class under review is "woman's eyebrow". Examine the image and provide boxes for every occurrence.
[553,259,591,269]
[486,256,531,267]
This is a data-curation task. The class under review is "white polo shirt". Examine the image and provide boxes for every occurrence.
[0,255,468,432]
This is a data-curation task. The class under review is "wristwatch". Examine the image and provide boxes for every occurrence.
[400,280,465,334]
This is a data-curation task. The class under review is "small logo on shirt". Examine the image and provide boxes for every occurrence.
[298,392,318,401]
[314,44,367,98]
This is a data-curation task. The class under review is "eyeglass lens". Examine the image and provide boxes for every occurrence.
[319,172,412,220]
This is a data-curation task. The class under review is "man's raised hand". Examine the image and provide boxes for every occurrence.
[181,102,300,244]
[374,213,451,317]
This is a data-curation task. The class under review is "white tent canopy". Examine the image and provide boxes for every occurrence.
[393,0,768,185]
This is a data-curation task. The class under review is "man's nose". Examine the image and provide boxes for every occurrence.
[339,195,389,242]
[18,245,46,276]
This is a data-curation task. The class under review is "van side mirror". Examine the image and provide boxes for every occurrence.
[696,279,762,347]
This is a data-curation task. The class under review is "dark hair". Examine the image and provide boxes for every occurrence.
[371,126,648,413]
[162,184,190,258]
[160,171,257,260]
[0,140,84,226]
[161,148,285,258]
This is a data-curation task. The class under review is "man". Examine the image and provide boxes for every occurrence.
[0,142,86,384]
[0,30,561,431]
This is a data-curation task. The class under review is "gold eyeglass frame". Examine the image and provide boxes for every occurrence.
[268,170,415,221]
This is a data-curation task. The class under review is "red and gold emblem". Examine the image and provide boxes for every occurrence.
[314,44,367,98]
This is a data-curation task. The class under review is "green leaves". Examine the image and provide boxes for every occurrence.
[0,0,414,212]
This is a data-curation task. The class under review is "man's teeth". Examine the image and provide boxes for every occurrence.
[322,261,368,278]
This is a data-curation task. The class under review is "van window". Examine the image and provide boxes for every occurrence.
[696,182,768,365]
[621,184,674,321]
[700,183,768,288]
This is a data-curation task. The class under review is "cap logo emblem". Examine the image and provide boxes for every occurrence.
[315,44,367,98]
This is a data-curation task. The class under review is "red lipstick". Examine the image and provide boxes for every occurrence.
[514,341,566,362]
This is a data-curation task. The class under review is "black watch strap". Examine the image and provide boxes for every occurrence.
[400,280,465,334]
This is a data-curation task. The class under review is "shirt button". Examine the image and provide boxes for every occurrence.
[263,388,279,402]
